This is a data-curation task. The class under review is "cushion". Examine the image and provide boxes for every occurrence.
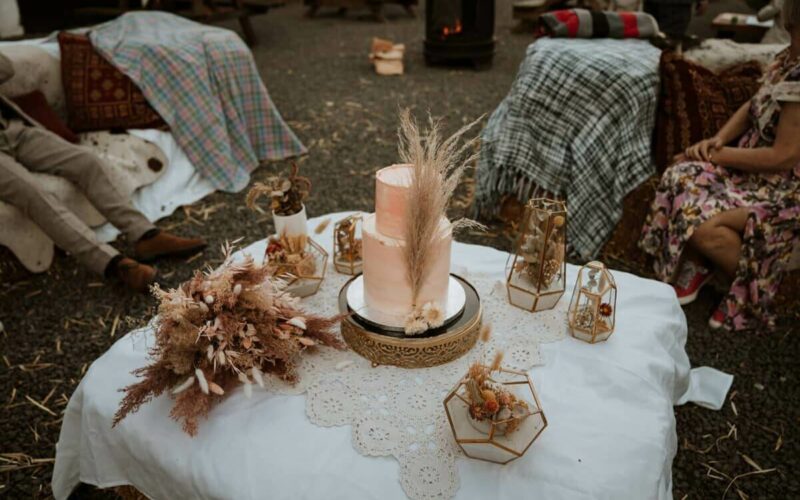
[539,9,659,38]
[57,31,166,132]
[0,0,24,38]
[0,45,65,116]
[10,90,79,143]
[653,52,763,172]
[683,39,785,73]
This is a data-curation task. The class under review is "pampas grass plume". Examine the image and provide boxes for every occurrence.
[479,324,492,343]
[397,109,483,304]
[490,351,504,372]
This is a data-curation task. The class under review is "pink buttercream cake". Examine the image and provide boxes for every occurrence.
[363,164,452,318]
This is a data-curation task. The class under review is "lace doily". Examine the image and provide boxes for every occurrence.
[257,269,568,499]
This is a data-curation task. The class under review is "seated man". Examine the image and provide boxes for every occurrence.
[0,52,205,292]
[643,0,709,40]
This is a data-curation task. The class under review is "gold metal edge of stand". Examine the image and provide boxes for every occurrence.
[341,305,482,369]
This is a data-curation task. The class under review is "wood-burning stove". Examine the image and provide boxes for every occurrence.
[424,0,495,68]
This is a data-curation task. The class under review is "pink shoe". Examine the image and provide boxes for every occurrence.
[673,262,712,306]
[708,309,725,329]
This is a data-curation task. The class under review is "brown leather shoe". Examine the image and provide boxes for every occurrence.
[134,231,207,262]
[116,258,157,293]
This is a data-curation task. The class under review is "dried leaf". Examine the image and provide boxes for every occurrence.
[172,376,195,395]
[208,381,225,396]
[196,369,209,395]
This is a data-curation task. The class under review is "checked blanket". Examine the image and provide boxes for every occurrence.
[89,12,306,192]
[476,38,661,259]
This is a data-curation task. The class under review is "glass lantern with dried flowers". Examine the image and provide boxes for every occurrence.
[444,327,547,465]
[333,214,363,275]
[264,233,328,298]
[567,261,617,343]
[246,162,312,237]
[506,198,567,312]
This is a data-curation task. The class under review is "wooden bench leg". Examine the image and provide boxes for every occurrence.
[239,14,257,46]
[305,2,320,17]
[369,3,385,22]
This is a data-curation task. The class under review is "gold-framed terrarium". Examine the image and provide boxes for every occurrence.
[506,198,567,312]
[444,364,547,464]
[567,261,617,343]
[264,234,328,298]
[333,214,363,275]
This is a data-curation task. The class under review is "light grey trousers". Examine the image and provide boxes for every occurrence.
[0,120,155,275]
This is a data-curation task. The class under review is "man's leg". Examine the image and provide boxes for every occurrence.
[0,151,118,275]
[7,123,206,261]
[643,1,693,39]
[6,123,156,242]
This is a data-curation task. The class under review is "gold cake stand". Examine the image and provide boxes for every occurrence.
[338,274,482,368]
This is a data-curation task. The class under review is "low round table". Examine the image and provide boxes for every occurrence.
[52,212,729,500]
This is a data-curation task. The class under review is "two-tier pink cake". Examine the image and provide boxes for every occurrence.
[362,164,452,319]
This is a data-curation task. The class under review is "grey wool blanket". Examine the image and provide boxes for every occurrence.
[476,38,661,260]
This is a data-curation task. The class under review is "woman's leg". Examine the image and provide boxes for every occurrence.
[689,208,750,278]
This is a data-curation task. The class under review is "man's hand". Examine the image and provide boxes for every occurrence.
[685,136,723,162]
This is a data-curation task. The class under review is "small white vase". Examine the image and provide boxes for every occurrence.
[273,204,308,237]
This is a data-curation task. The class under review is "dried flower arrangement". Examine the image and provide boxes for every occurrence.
[265,234,317,277]
[397,109,484,335]
[464,353,531,436]
[246,162,311,216]
[444,325,547,463]
[568,261,617,343]
[514,211,566,289]
[113,243,345,436]
[334,217,362,263]
[403,301,445,336]
[573,303,613,332]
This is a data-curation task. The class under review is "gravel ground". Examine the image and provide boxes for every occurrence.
[1,3,797,498]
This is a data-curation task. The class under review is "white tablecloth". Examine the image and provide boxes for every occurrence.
[52,212,732,500]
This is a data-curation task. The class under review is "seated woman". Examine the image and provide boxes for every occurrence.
[640,1,800,331]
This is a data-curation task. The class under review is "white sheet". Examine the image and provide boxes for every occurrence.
[0,38,217,246]
[52,212,732,500]
[93,129,215,243]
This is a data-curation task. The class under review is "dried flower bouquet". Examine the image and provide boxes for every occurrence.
[464,354,531,436]
[113,243,345,436]
[246,162,311,216]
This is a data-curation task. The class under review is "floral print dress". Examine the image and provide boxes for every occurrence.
[640,48,800,331]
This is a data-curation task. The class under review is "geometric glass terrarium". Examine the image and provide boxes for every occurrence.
[333,214,363,275]
[567,260,617,343]
[506,198,567,312]
[444,365,547,464]
[264,234,328,298]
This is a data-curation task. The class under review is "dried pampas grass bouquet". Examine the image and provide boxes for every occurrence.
[398,109,485,325]
[113,243,345,436]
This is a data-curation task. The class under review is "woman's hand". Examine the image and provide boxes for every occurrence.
[684,137,723,162]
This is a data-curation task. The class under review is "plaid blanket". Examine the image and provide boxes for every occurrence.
[89,12,306,192]
[476,38,661,260]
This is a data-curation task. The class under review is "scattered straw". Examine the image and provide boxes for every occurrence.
[186,252,204,264]
[314,218,331,234]
[722,468,777,499]
[24,395,56,417]
[109,314,120,338]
